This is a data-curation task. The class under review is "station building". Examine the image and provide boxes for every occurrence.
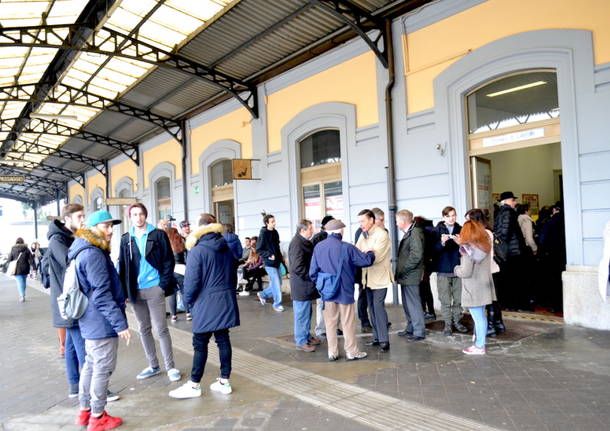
[61,0,610,330]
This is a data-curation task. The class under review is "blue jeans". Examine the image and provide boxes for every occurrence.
[469,306,487,348]
[261,266,282,308]
[14,275,27,297]
[293,300,313,346]
[65,327,86,385]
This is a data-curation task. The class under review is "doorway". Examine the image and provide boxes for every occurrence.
[467,70,566,315]
[210,159,235,227]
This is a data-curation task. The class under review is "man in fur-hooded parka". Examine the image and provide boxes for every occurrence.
[184,222,240,333]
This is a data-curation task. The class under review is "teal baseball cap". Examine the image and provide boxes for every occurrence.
[86,210,122,227]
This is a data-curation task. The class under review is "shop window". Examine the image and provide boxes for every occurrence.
[155,177,171,221]
[299,130,343,229]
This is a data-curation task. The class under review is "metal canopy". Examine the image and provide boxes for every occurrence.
[0,0,431,204]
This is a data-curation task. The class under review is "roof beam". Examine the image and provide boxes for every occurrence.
[0,189,45,204]
[0,0,119,163]
[10,136,107,174]
[0,117,139,164]
[0,158,85,187]
[0,83,180,136]
[0,24,259,118]
[309,0,388,68]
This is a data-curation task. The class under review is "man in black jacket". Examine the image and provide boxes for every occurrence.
[118,203,181,382]
[494,191,526,314]
[433,206,467,336]
[47,203,88,397]
[288,219,321,352]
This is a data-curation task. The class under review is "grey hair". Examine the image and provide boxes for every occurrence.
[296,219,312,234]
[396,209,414,223]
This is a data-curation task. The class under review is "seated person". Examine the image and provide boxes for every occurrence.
[242,237,266,291]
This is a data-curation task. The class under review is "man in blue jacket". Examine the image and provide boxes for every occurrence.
[69,211,130,431]
[309,219,375,361]
[118,203,180,382]
[169,213,240,399]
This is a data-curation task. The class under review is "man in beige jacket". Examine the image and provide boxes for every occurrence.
[356,209,393,352]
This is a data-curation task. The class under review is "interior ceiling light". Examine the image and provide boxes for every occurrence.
[486,81,547,98]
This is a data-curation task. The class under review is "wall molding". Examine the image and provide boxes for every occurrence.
[401,0,488,34]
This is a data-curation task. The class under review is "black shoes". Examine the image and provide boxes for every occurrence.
[379,342,390,352]
[397,330,413,337]
[424,313,436,320]
[454,323,468,333]
[407,336,425,343]
[365,340,380,346]
[494,321,506,334]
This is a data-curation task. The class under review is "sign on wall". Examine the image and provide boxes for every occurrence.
[106,197,137,206]
[0,175,25,184]
[232,159,259,180]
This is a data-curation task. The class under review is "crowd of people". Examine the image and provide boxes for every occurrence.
[2,190,570,430]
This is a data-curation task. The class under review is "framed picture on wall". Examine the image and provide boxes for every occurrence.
[522,193,540,214]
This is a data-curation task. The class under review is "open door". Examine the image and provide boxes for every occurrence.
[471,156,492,218]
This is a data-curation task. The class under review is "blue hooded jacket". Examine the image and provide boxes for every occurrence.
[68,228,128,340]
[184,223,240,333]
[222,232,244,261]
[309,233,375,304]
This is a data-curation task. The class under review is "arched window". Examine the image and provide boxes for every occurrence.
[210,159,234,226]
[155,177,171,221]
[91,190,104,212]
[299,129,343,229]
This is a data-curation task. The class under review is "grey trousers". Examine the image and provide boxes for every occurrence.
[315,299,326,337]
[131,286,175,370]
[79,337,118,415]
[400,284,426,337]
[437,276,463,325]
[366,287,389,343]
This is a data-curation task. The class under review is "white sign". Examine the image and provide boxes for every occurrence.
[482,127,545,147]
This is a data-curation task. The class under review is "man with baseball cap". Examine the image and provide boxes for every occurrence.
[68,211,130,430]
[309,219,375,361]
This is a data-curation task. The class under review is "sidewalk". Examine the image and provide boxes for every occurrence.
[1,274,609,430]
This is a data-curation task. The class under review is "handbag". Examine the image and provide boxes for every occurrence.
[6,252,23,277]
[493,234,508,265]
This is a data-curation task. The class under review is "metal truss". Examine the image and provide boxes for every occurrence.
[10,136,107,175]
[0,24,259,118]
[0,175,60,199]
[0,117,139,164]
[0,83,181,138]
[0,166,65,190]
[309,0,388,68]
[0,189,44,204]
[0,158,85,187]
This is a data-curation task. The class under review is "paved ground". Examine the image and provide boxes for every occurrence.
[1,275,609,431]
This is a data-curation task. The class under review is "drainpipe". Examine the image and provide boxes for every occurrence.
[384,18,399,305]
[180,119,189,223]
[33,202,39,240]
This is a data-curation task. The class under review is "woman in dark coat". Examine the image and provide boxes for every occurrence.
[8,237,34,302]
[256,214,285,311]
[165,227,190,321]
[169,214,239,399]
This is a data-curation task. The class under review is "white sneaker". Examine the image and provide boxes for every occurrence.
[168,381,202,399]
[167,368,182,382]
[210,378,232,394]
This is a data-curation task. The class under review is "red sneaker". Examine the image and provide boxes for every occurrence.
[87,411,123,431]
[76,409,91,426]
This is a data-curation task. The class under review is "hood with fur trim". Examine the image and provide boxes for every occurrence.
[73,227,111,252]
[186,223,224,251]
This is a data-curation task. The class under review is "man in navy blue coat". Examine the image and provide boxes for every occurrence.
[68,210,130,431]
[309,219,375,361]
[169,213,240,399]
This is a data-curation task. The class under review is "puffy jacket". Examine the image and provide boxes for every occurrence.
[454,244,497,307]
[8,244,34,275]
[46,220,78,328]
[309,233,375,304]
[68,228,128,340]
[433,221,462,274]
[256,227,283,268]
[118,226,176,303]
[494,205,524,257]
[184,223,240,333]
[288,233,319,301]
